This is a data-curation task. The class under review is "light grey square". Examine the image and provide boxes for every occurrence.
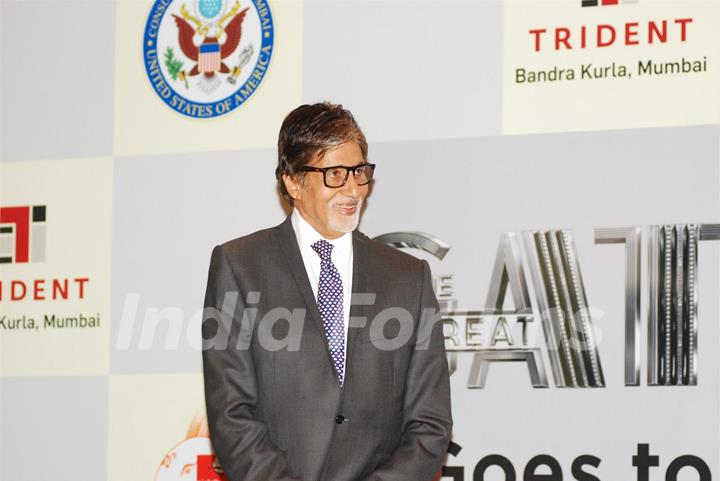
[360,126,720,317]
[302,0,503,143]
[0,1,115,162]
[111,150,288,374]
[360,126,719,393]
[0,376,108,481]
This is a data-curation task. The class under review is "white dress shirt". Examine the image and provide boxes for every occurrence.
[290,208,353,382]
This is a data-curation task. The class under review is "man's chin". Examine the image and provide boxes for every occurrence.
[329,214,361,234]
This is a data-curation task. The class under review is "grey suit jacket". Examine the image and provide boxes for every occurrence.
[202,215,452,481]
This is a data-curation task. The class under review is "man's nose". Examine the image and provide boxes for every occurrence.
[341,172,361,197]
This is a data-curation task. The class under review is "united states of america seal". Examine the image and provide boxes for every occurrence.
[143,0,274,118]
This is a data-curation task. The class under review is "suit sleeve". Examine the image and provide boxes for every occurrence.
[362,259,453,481]
[202,246,303,481]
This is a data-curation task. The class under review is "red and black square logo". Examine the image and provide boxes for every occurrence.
[0,205,47,263]
[582,0,637,6]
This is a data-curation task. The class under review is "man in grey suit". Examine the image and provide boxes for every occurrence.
[202,102,452,481]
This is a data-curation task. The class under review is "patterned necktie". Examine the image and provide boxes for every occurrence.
[311,239,345,385]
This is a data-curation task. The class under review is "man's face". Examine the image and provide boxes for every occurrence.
[284,141,369,239]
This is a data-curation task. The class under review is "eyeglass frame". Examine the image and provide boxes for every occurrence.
[297,162,376,188]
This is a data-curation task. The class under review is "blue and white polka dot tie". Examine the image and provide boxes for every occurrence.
[311,239,345,385]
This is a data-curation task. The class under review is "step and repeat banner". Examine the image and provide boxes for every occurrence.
[1,1,719,481]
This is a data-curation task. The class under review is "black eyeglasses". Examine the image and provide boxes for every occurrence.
[298,163,376,188]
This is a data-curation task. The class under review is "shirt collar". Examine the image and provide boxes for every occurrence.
[291,208,352,257]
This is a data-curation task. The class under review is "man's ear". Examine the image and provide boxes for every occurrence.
[282,173,302,201]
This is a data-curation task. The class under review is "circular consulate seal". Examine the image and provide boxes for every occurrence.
[143,0,274,118]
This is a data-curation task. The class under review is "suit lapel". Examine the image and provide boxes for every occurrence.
[275,216,328,349]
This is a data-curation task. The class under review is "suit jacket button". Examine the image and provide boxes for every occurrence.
[335,415,345,424]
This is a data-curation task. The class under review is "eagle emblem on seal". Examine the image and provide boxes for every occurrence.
[165,1,255,91]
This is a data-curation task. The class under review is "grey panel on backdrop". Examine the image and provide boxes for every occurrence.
[0,377,108,481]
[111,150,288,374]
[302,1,502,142]
[0,1,114,162]
[357,126,719,373]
